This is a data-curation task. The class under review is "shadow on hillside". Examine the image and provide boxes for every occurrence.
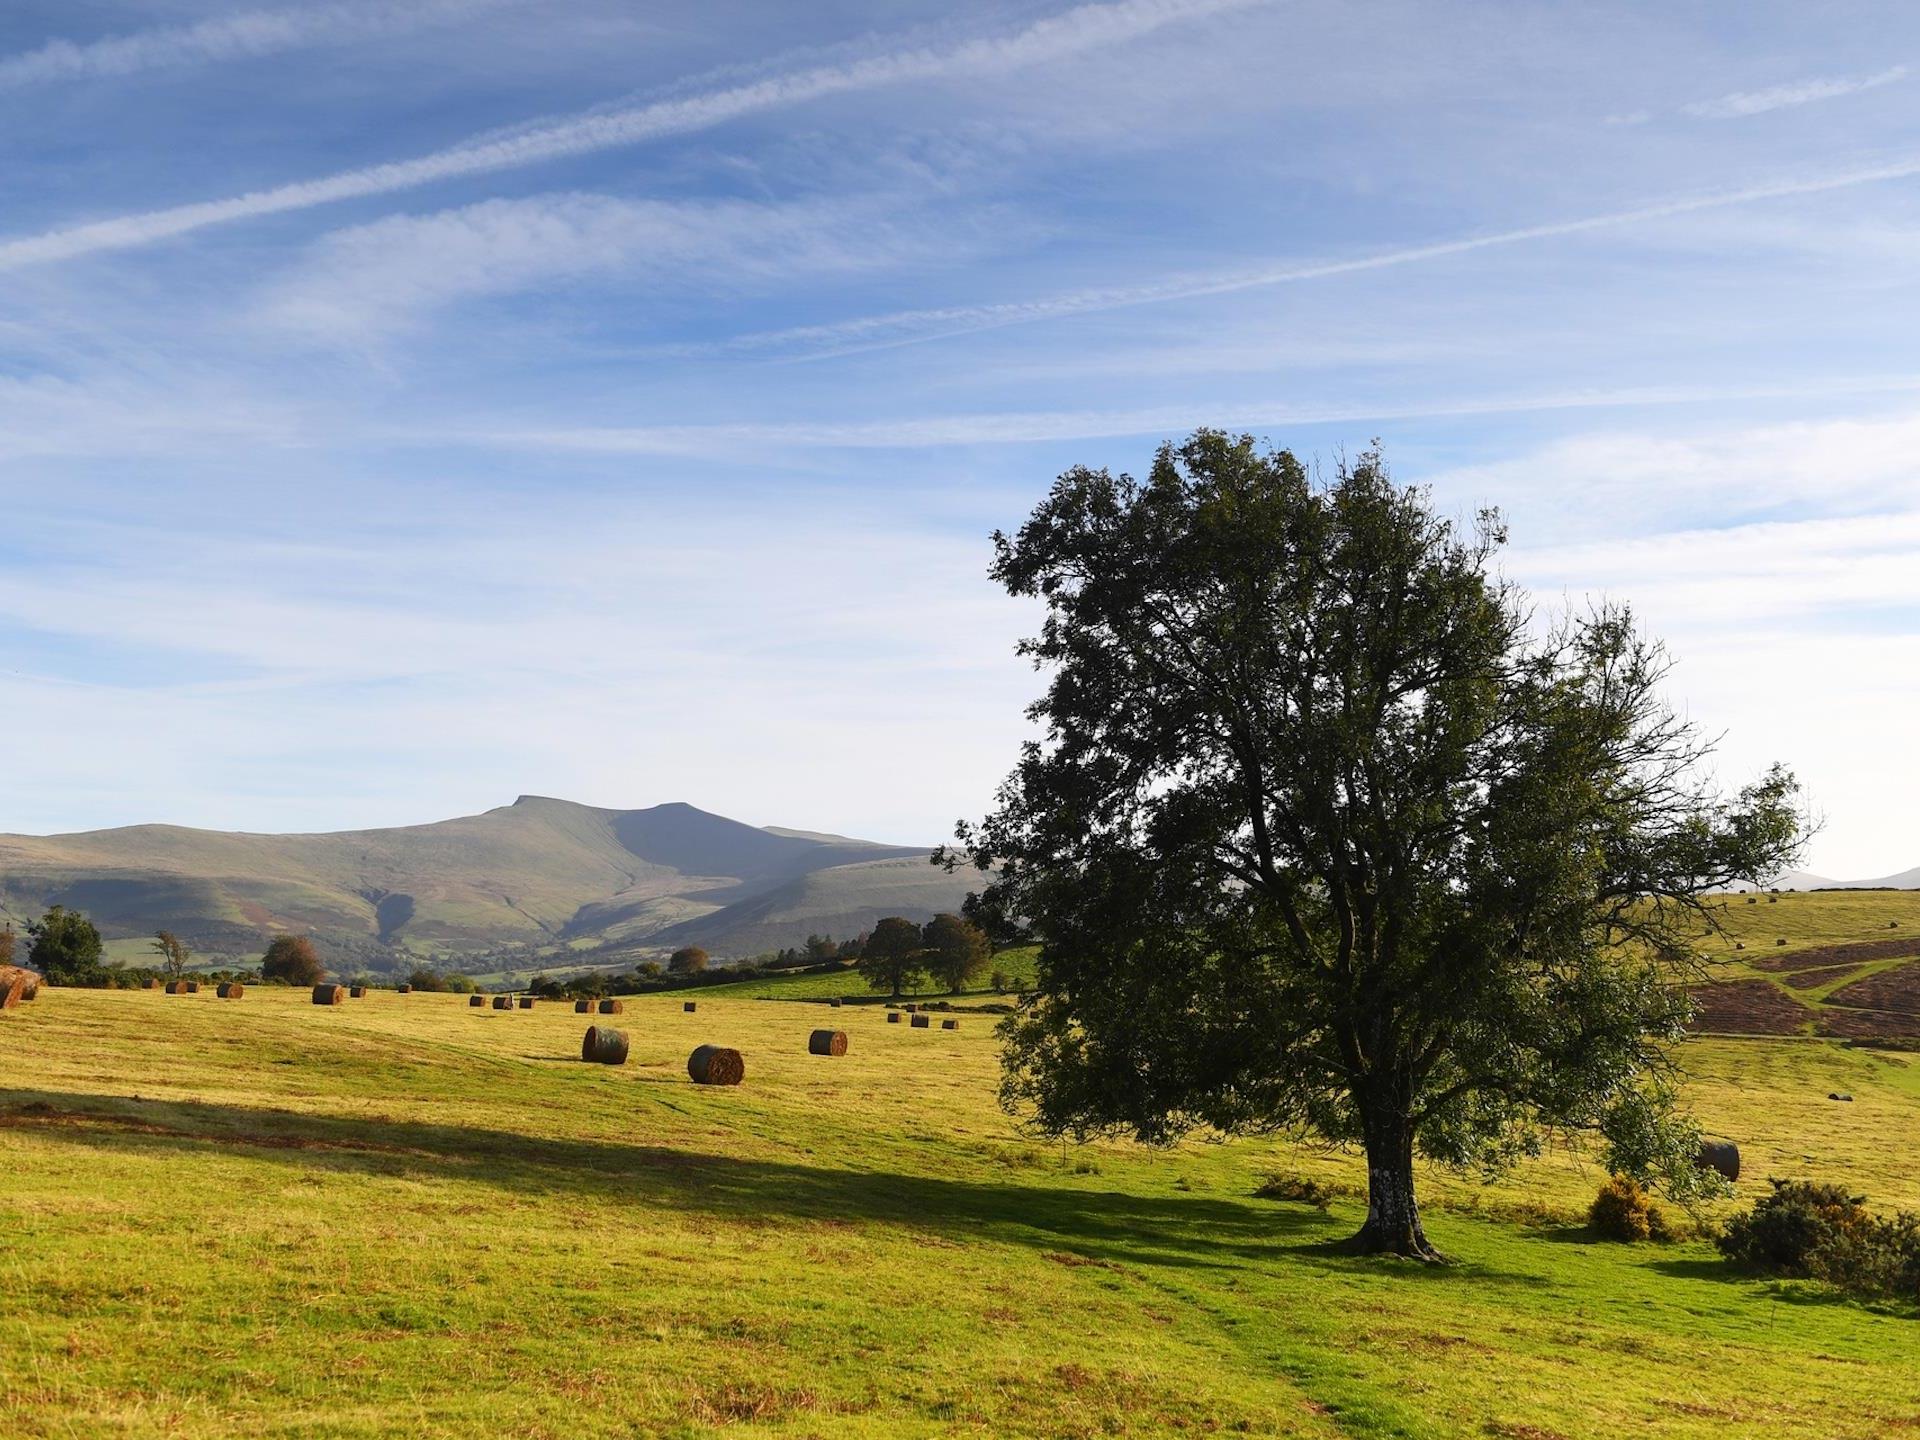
[0,1087,1530,1285]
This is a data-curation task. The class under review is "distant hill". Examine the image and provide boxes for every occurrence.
[1762,866,1920,892]
[0,797,975,962]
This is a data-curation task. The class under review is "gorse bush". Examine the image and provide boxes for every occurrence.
[1718,1180,1920,1301]
[1589,1175,1672,1243]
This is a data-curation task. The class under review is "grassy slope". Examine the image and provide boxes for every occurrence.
[1689,890,1920,1034]
[6,934,1920,1437]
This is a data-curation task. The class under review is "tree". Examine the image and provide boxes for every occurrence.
[407,966,449,992]
[924,912,991,993]
[668,946,709,975]
[859,916,928,998]
[151,930,192,980]
[27,907,105,986]
[260,935,325,985]
[943,433,1804,1260]
[805,933,839,964]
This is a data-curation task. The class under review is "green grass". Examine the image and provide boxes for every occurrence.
[4,928,1920,1437]
[699,947,1041,1002]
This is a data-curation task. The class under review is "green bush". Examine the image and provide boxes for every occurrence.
[1718,1180,1920,1300]
[1254,1174,1351,1210]
[1589,1175,1671,1243]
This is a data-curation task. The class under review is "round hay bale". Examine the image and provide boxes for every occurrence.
[311,983,346,1006]
[887,1011,901,1023]
[217,981,245,999]
[1892,922,1902,930]
[574,999,593,1013]
[469,994,487,1007]
[1735,942,1746,951]
[582,1025,630,1065]
[829,998,843,1008]
[1829,1092,1854,1102]
[396,983,413,994]
[808,1029,848,1057]
[903,1003,917,1013]
[910,1014,930,1029]
[683,1001,697,1013]
[1695,1140,1740,1182]
[144,977,162,990]
[165,979,188,995]
[1768,895,1778,904]
[350,985,367,998]
[0,974,28,1011]
[184,980,201,993]
[1746,896,1758,905]
[941,1019,958,1030]
[1775,938,1787,947]
[492,995,512,1010]
[518,996,535,1010]
[597,999,624,1015]
[687,1044,744,1086]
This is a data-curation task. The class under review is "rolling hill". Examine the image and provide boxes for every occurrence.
[0,797,975,963]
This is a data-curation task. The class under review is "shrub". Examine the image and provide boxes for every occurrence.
[1589,1175,1671,1243]
[1718,1180,1920,1300]
[1254,1174,1350,1210]
[27,907,106,986]
[260,935,324,985]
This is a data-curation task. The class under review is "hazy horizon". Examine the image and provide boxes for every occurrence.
[3,0,1917,875]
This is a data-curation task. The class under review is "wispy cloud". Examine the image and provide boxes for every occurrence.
[1683,66,1908,120]
[0,0,519,91]
[263,191,998,342]
[709,152,1920,358]
[0,0,1264,272]
[448,375,1920,458]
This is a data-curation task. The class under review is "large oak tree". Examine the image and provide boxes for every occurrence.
[943,432,1803,1259]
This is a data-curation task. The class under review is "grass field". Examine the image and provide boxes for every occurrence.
[5,913,1920,1437]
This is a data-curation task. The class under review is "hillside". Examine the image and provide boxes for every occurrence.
[6,931,1920,1436]
[0,797,972,962]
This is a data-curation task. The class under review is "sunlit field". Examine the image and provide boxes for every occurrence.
[5,901,1920,1438]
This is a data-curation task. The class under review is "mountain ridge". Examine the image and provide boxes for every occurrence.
[0,798,967,963]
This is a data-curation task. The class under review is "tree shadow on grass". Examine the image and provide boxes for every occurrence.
[0,1087,1540,1287]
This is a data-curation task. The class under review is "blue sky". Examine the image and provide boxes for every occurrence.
[1,0,1916,875]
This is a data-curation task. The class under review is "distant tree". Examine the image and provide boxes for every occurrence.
[924,913,991,993]
[260,935,325,986]
[636,961,664,980]
[407,967,449,992]
[441,972,476,994]
[837,935,865,960]
[946,433,1806,1259]
[858,916,928,999]
[805,933,839,964]
[150,930,192,980]
[668,946,709,975]
[27,907,105,986]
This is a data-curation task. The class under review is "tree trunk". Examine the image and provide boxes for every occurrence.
[1344,1110,1443,1261]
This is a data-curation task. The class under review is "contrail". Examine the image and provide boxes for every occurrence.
[0,0,1265,272]
[717,153,1920,359]
[0,0,520,90]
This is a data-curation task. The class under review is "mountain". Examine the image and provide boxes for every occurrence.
[0,797,975,962]
[1773,866,1920,891]
[1727,866,1920,892]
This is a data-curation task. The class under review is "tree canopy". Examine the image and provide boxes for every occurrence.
[151,930,192,979]
[858,916,929,998]
[924,913,991,993]
[260,935,325,985]
[944,432,1804,1259]
[668,946,709,975]
[27,907,105,986]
